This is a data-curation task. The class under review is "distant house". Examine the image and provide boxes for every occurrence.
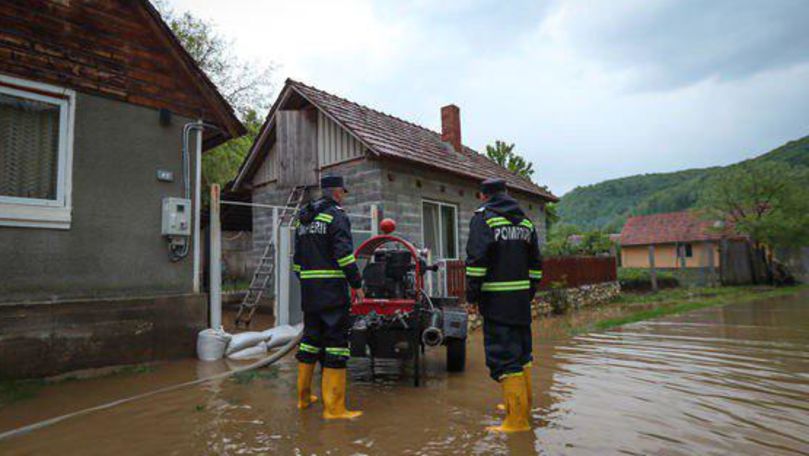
[567,233,621,248]
[232,79,558,267]
[620,211,728,269]
[0,0,243,377]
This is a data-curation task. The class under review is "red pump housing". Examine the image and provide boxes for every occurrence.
[350,234,422,316]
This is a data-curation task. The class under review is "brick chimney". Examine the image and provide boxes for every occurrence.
[441,104,462,153]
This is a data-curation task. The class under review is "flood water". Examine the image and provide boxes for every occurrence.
[1,291,808,455]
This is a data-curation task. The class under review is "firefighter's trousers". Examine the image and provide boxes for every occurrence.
[482,318,533,381]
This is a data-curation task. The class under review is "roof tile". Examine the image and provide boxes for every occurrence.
[620,211,730,246]
[286,79,557,201]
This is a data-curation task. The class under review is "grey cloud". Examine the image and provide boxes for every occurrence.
[560,0,809,91]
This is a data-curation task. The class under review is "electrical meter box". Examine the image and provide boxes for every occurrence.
[162,197,191,236]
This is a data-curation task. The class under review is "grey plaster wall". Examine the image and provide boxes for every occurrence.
[0,92,200,303]
[0,293,206,379]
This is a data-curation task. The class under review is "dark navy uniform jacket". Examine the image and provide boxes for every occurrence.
[293,197,362,313]
[465,193,543,326]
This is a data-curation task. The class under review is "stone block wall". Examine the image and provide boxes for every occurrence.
[466,281,622,331]
[545,281,622,314]
[251,157,549,266]
[250,158,384,272]
[379,161,548,253]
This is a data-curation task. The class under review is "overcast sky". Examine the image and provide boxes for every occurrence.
[169,0,809,195]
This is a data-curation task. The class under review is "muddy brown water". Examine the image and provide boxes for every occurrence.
[1,292,808,455]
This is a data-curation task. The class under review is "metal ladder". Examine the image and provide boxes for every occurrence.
[234,186,309,328]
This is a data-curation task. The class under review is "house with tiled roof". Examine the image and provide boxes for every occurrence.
[620,211,733,269]
[232,79,557,263]
[0,0,244,377]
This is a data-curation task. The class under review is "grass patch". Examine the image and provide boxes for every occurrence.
[574,285,807,334]
[230,367,279,385]
[0,379,45,407]
[223,280,250,293]
[618,268,677,282]
[115,364,156,375]
[618,267,679,290]
[0,363,158,408]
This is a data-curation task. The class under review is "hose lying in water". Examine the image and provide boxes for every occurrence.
[0,331,303,442]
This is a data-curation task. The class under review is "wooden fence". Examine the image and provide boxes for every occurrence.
[444,260,467,301]
[442,256,618,302]
[538,256,617,290]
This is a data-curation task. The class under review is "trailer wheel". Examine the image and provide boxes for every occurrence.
[446,338,466,372]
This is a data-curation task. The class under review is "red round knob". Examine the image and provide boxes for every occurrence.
[380,218,396,234]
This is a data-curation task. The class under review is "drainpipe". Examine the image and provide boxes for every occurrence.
[181,120,205,293]
[193,120,203,293]
[183,120,224,294]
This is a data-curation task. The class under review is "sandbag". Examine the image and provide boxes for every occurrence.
[262,324,301,349]
[197,327,232,361]
[227,341,268,360]
[225,331,266,355]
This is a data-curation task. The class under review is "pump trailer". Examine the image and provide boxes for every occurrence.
[349,221,469,386]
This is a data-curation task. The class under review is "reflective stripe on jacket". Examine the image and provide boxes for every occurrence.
[293,197,362,313]
[465,194,543,326]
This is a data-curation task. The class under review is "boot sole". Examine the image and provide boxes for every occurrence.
[323,411,363,420]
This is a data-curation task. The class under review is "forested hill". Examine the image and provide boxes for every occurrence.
[556,135,809,231]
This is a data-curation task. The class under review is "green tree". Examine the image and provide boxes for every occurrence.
[544,223,616,257]
[154,1,275,118]
[153,1,275,200]
[699,161,809,248]
[201,109,263,202]
[485,140,534,178]
[544,202,559,233]
[698,161,809,277]
[544,223,581,256]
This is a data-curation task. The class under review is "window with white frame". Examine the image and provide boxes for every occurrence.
[0,75,75,229]
[422,200,458,259]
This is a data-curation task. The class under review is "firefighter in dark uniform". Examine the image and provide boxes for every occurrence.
[293,175,364,420]
[465,178,543,433]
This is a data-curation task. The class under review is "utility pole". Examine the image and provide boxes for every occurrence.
[209,184,222,328]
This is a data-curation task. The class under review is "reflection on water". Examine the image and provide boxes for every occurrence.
[1,291,808,455]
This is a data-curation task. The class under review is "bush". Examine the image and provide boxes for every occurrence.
[618,268,679,291]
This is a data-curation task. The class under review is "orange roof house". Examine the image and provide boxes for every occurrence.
[620,211,731,269]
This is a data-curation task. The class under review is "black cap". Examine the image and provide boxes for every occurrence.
[480,178,506,195]
[320,174,347,192]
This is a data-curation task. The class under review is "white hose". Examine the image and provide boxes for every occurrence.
[0,332,303,442]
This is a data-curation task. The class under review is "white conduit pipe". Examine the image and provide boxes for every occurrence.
[0,331,303,442]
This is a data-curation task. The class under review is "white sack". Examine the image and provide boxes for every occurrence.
[227,341,268,360]
[263,324,302,349]
[197,327,232,361]
[225,331,267,355]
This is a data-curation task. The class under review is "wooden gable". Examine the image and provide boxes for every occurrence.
[0,0,244,148]
[235,86,367,189]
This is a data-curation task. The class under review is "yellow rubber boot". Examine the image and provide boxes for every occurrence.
[297,362,319,409]
[322,367,363,420]
[487,374,531,433]
[498,364,532,412]
[524,364,533,412]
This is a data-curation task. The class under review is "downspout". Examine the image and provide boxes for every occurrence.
[180,120,205,293]
[182,120,223,293]
[193,121,203,293]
